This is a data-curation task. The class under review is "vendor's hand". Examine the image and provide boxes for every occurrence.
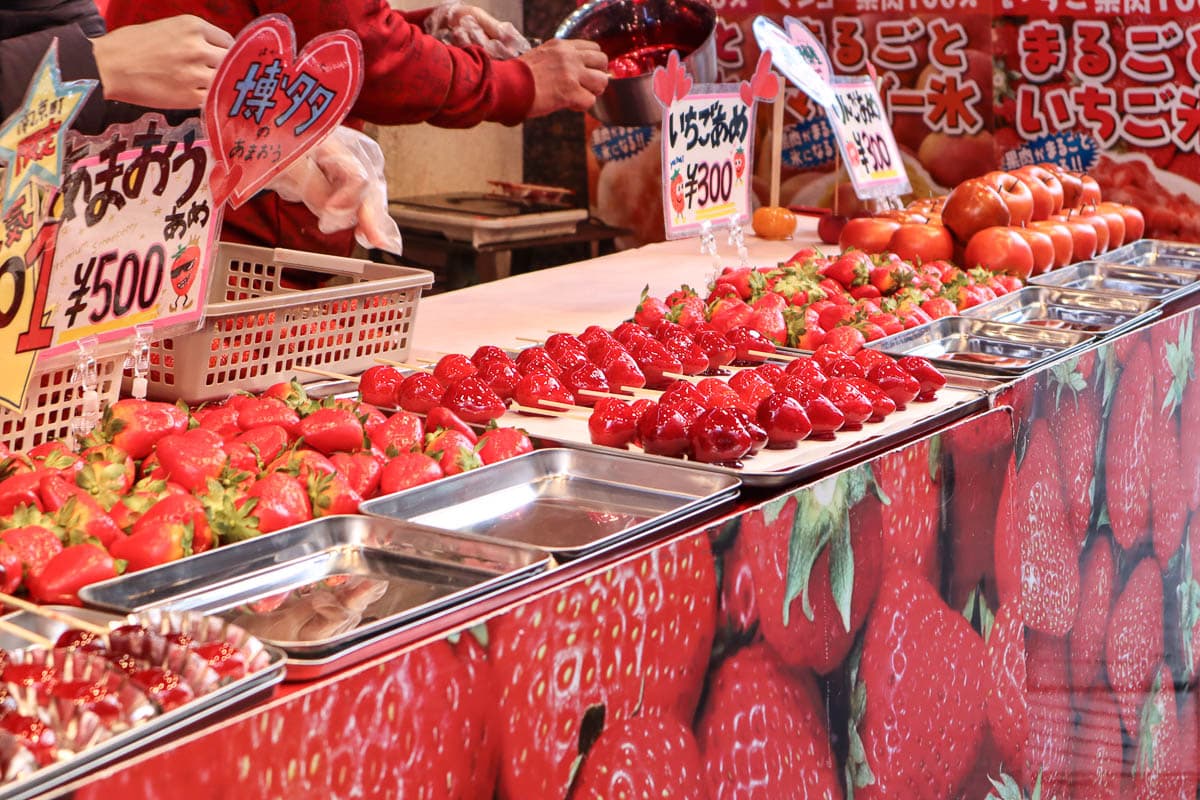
[520,39,608,117]
[92,15,233,109]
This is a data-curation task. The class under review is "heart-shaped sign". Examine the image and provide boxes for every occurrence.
[204,14,363,208]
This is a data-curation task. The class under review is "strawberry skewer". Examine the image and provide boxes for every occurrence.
[0,593,109,637]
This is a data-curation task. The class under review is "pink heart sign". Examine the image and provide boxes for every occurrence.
[204,14,363,208]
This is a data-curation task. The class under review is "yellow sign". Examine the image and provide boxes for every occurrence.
[0,184,50,413]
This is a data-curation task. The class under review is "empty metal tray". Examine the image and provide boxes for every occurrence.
[360,448,741,559]
[1029,260,1200,302]
[867,316,1095,376]
[1103,238,1200,270]
[961,286,1160,337]
[80,515,549,662]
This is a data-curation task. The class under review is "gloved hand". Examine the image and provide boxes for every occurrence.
[266,127,404,255]
[425,2,531,60]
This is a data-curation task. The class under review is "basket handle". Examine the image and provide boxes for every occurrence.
[270,248,366,277]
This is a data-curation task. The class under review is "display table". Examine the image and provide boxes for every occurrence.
[53,227,1200,800]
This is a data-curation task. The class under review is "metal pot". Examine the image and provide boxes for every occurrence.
[556,0,718,128]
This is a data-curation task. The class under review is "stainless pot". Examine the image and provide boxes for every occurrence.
[556,0,718,128]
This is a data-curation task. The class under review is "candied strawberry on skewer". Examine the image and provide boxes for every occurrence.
[544,333,588,364]
[692,326,736,373]
[561,364,611,407]
[131,666,194,711]
[823,378,874,431]
[654,323,708,376]
[513,373,577,414]
[470,345,514,369]
[695,378,751,413]
[431,353,477,388]
[868,361,921,409]
[588,399,640,449]
[612,321,655,349]
[691,407,756,465]
[757,393,813,448]
[844,378,898,422]
[594,343,647,391]
[897,356,947,401]
[804,394,847,440]
[192,640,247,681]
[0,713,55,766]
[476,358,522,402]
[440,376,507,424]
[629,339,683,389]
[515,346,563,378]
[754,362,787,386]
[729,370,774,410]
[357,365,404,408]
[398,372,445,414]
[726,326,776,365]
[55,630,107,653]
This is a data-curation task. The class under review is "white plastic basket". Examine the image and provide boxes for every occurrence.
[0,354,124,452]
[138,243,433,403]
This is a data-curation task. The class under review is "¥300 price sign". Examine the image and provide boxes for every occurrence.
[662,93,755,239]
[828,77,911,200]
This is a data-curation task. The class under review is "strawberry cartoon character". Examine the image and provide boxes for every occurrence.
[670,169,685,221]
[733,146,746,184]
[170,240,201,310]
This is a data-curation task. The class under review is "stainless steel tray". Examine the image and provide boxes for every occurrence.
[0,607,285,800]
[1103,238,1200,270]
[1029,260,1200,302]
[866,316,1096,377]
[360,448,741,558]
[960,286,1161,338]
[80,516,550,662]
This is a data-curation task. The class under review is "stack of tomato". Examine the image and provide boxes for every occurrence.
[832,164,1145,279]
[633,247,1025,352]
[0,383,533,606]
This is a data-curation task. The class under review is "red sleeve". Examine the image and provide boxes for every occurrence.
[104,0,535,127]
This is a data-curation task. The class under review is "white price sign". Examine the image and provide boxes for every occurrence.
[828,76,912,200]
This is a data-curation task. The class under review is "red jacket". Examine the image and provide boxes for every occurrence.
[105,0,536,255]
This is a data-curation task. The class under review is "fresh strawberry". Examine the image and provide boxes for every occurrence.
[489,536,715,799]
[192,403,242,438]
[238,473,312,535]
[96,398,188,459]
[155,428,228,493]
[1106,558,1164,739]
[873,437,941,584]
[262,379,310,409]
[1132,667,1189,799]
[634,289,671,327]
[110,520,192,572]
[573,714,709,800]
[425,429,482,476]
[27,543,120,606]
[236,396,300,435]
[847,568,986,800]
[1046,355,1101,547]
[475,427,533,465]
[1070,535,1115,691]
[379,453,444,494]
[307,470,363,517]
[0,524,62,577]
[696,644,839,799]
[1105,341,1154,551]
[296,407,366,455]
[738,465,883,673]
[37,474,123,547]
[266,448,336,483]
[366,411,424,456]
[823,325,866,354]
[135,493,214,554]
[424,406,479,444]
[328,452,382,499]
[0,471,44,515]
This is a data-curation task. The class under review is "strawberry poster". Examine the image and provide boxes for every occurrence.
[38,116,219,363]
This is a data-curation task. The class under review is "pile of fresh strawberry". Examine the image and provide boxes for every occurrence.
[634,248,1023,351]
[585,336,946,465]
[0,383,533,605]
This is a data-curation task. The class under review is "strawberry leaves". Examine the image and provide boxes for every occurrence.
[1160,314,1194,414]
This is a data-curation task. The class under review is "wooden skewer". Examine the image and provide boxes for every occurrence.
[514,336,544,344]
[0,618,53,648]
[540,399,591,413]
[0,593,109,637]
[660,371,695,382]
[374,357,431,372]
[576,388,638,401]
[626,386,662,397]
[294,366,360,383]
[510,403,589,419]
[749,349,797,362]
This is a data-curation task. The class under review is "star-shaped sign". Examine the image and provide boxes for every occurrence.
[0,39,95,212]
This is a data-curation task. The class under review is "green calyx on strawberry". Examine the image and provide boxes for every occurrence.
[1048,358,1088,409]
[0,505,65,540]
[202,480,259,544]
[781,464,884,630]
[985,770,1042,800]
[74,460,129,511]
[1178,536,1200,682]
[1159,314,1194,414]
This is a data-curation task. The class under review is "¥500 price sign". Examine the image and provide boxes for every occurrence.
[828,77,911,200]
[662,93,755,239]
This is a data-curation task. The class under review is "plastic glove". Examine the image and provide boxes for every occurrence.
[265,127,404,256]
[425,2,531,60]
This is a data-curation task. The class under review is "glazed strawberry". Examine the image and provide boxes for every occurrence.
[398,372,445,414]
[629,338,683,389]
[695,377,748,412]
[513,372,575,413]
[854,347,894,371]
[690,408,754,465]
[561,363,610,406]
[587,399,639,449]
[431,353,476,387]
[739,467,883,673]
[573,715,709,800]
[696,644,839,800]
[726,408,768,453]
[475,427,533,465]
[357,365,404,407]
[1106,558,1164,739]
[637,402,694,458]
[844,376,897,421]
[803,394,845,439]
[552,347,590,372]
[873,439,942,584]
[825,357,867,380]
[440,375,506,424]
[470,344,513,368]
[728,370,774,409]
[1045,355,1101,548]
[896,355,946,400]
[580,323,618,350]
[489,536,716,799]
[1105,340,1153,551]
[821,377,873,430]
[476,357,522,401]
[867,360,921,409]
[725,326,774,364]
[1071,535,1115,691]
[666,339,711,375]
[514,346,562,378]
[544,332,587,363]
[692,328,736,372]
[756,393,812,447]
[612,321,655,348]
[379,452,444,493]
[751,362,785,387]
[847,568,986,800]
[596,345,647,391]
[784,356,828,386]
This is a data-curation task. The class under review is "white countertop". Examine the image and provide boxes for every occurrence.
[410,221,822,358]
